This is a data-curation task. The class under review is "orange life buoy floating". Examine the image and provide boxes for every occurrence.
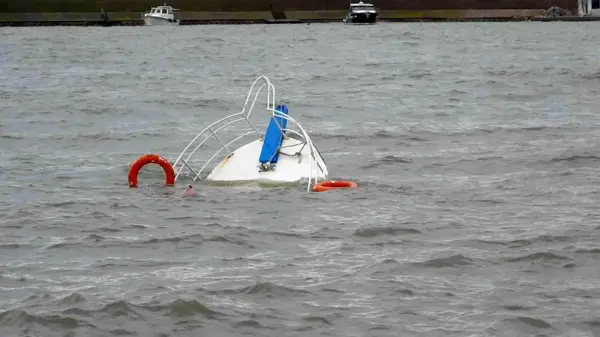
[312,180,358,192]
[128,154,176,188]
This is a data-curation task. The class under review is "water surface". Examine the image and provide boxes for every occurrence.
[1,22,600,337]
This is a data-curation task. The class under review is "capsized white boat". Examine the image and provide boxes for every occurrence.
[171,76,329,191]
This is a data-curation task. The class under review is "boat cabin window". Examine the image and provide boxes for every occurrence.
[151,8,156,13]
[352,5,374,10]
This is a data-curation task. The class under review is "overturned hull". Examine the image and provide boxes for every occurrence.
[207,137,328,183]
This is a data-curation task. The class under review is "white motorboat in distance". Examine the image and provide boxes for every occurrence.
[343,1,379,24]
[142,3,180,26]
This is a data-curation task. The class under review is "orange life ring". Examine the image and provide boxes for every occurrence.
[312,180,358,192]
[128,154,176,188]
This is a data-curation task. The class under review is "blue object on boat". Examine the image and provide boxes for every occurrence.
[258,104,289,164]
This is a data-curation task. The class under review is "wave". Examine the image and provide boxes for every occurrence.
[495,315,555,331]
[92,258,189,270]
[412,254,477,268]
[51,231,255,250]
[574,248,600,254]
[360,155,412,169]
[354,226,421,238]
[200,281,310,298]
[504,251,572,263]
[312,124,571,143]
[0,134,23,140]
[457,234,570,249]
[580,70,600,79]
[0,243,26,249]
[482,66,572,77]
[548,154,600,163]
[0,296,225,335]
[311,129,426,141]
[504,235,570,248]
[0,308,93,330]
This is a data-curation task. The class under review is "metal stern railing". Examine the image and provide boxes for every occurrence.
[171,75,327,192]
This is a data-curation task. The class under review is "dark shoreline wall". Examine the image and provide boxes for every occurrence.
[1,0,578,13]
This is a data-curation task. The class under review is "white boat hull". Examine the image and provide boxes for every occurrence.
[343,21,377,25]
[343,13,378,24]
[207,138,328,184]
[143,16,179,26]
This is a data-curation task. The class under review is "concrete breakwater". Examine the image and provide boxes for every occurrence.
[0,0,589,26]
[2,0,578,12]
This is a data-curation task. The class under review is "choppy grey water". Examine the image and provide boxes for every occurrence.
[1,22,600,337]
